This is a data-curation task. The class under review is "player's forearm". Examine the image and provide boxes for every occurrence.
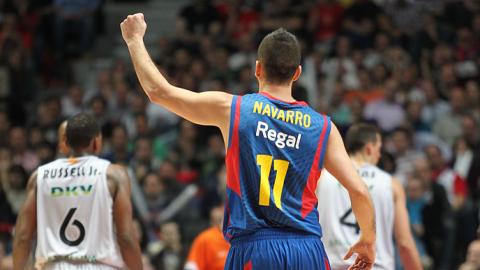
[349,187,376,243]
[12,239,32,270]
[397,238,422,270]
[126,39,172,103]
[117,233,143,269]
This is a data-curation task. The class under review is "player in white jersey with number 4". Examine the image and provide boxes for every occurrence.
[317,123,422,270]
[13,113,143,270]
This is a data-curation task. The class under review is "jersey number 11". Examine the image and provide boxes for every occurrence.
[257,154,290,210]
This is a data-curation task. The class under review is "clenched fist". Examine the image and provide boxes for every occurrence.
[120,13,147,44]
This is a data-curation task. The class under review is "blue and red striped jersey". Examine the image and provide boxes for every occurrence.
[223,92,331,241]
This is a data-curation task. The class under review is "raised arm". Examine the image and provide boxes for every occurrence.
[13,171,37,270]
[120,13,232,136]
[109,164,143,270]
[324,124,376,269]
[392,179,422,270]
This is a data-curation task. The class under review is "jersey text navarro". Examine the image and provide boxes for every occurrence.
[253,101,311,128]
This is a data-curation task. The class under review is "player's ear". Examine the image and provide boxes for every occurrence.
[93,134,103,155]
[255,60,262,80]
[292,65,302,82]
[365,142,373,156]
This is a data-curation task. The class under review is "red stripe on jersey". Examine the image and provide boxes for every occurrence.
[301,115,328,218]
[244,260,252,270]
[324,256,331,270]
[226,96,242,196]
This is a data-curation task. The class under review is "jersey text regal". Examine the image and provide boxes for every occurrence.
[255,121,301,149]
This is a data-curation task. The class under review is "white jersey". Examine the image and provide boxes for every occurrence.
[317,165,394,270]
[35,156,124,269]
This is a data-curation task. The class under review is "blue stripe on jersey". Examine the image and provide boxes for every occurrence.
[223,93,331,241]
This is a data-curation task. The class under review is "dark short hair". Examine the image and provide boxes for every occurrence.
[66,113,100,150]
[258,28,301,85]
[345,123,380,154]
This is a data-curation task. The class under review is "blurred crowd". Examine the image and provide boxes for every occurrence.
[1,0,480,269]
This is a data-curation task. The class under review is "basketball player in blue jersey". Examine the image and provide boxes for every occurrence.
[121,13,376,270]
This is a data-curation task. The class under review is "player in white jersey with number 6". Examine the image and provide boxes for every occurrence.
[12,113,143,269]
[317,123,422,270]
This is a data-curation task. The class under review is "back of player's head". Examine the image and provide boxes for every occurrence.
[345,123,380,154]
[66,113,100,151]
[257,28,301,85]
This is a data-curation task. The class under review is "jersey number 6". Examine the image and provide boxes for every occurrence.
[257,154,290,210]
[60,208,86,246]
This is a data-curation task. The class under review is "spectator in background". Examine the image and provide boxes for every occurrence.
[364,77,405,132]
[4,165,27,215]
[460,240,480,270]
[425,144,467,210]
[465,80,480,121]
[152,221,184,270]
[35,141,56,165]
[420,80,450,129]
[328,83,353,129]
[89,95,112,130]
[0,180,15,246]
[53,0,100,57]
[453,137,476,197]
[9,127,39,172]
[414,158,454,270]
[308,0,344,43]
[178,0,220,35]
[61,84,84,117]
[102,124,132,165]
[143,172,171,226]
[404,100,430,132]
[461,114,480,149]
[184,204,229,270]
[425,144,479,265]
[131,136,156,181]
[405,176,432,269]
[157,159,182,196]
[30,95,64,144]
[0,112,10,146]
[433,86,466,146]
[390,127,424,184]
[170,121,200,185]
[110,80,134,125]
[321,36,359,93]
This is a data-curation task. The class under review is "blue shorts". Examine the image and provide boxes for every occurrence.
[224,228,331,270]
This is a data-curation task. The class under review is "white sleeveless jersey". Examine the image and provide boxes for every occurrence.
[35,156,124,269]
[317,165,394,270]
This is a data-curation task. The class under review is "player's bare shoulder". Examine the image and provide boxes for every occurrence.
[106,164,131,199]
[26,170,38,192]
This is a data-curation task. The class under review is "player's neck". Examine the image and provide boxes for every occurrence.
[259,83,295,102]
[350,153,374,168]
[69,149,94,158]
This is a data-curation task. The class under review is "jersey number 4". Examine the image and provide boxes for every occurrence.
[257,154,290,210]
[60,208,86,246]
[340,208,360,234]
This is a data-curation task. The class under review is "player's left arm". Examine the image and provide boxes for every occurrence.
[392,178,422,270]
[120,13,232,134]
[13,171,37,270]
